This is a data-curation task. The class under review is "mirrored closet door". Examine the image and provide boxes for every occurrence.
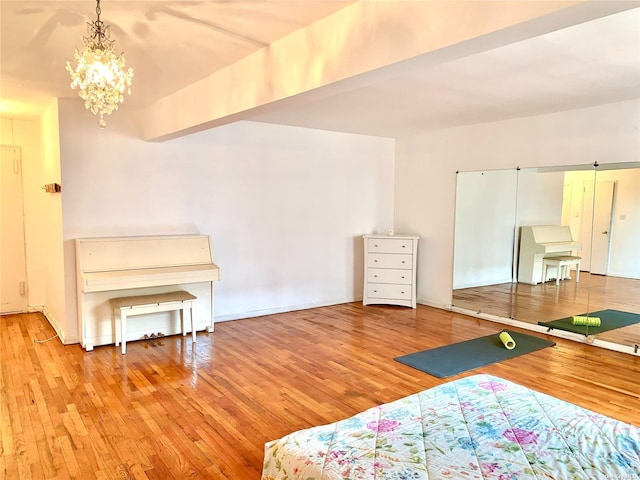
[453,169,517,320]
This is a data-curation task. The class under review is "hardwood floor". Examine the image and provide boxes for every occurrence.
[2,304,640,479]
[453,273,640,347]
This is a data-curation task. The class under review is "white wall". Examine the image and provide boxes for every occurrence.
[58,100,395,344]
[560,167,640,277]
[1,108,65,330]
[395,99,640,308]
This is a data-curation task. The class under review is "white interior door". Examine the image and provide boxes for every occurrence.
[591,181,615,275]
[1,146,28,313]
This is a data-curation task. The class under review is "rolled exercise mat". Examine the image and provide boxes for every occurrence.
[499,331,516,350]
[571,315,601,327]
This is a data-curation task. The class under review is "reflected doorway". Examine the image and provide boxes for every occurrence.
[589,181,615,275]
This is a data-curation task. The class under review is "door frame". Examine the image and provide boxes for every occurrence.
[1,145,28,313]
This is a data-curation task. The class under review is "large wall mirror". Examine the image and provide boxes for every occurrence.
[452,162,640,353]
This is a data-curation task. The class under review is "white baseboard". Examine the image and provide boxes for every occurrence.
[27,305,80,345]
[215,296,361,322]
[452,277,514,290]
[417,298,453,311]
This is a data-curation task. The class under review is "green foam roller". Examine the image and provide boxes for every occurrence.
[499,331,516,350]
[571,315,601,327]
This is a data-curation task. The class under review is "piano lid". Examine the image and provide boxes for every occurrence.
[81,264,220,293]
[536,241,582,253]
[76,235,220,293]
[521,225,582,253]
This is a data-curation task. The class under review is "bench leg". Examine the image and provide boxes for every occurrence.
[190,304,196,344]
[207,281,215,333]
[114,308,120,347]
[180,304,196,343]
[121,310,127,355]
[576,264,580,283]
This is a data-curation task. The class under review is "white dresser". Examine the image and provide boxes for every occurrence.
[362,234,419,308]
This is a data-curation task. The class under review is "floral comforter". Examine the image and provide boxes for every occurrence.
[262,374,639,479]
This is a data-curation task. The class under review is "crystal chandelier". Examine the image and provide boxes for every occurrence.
[65,0,133,128]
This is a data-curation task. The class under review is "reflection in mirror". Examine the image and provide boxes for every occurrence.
[512,166,595,326]
[581,163,640,348]
[452,162,640,353]
[452,169,517,319]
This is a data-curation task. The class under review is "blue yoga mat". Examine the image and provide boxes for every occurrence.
[395,330,555,378]
[538,309,640,336]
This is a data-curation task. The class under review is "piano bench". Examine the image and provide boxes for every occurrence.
[542,256,582,285]
[110,291,197,354]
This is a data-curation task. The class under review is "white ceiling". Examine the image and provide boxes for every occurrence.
[1,1,639,138]
[251,6,640,137]
[0,1,355,114]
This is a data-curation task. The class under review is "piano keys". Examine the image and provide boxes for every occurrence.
[518,225,582,285]
[75,234,220,351]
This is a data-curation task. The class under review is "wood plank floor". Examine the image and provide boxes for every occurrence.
[453,273,640,347]
[2,304,640,479]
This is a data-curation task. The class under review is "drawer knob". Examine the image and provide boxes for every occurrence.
[401,276,405,279]
[402,245,406,248]
[401,260,405,264]
[374,275,378,277]
[401,291,405,294]
[374,244,378,247]
[374,260,378,263]
[373,290,377,293]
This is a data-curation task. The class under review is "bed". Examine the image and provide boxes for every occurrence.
[261,374,639,479]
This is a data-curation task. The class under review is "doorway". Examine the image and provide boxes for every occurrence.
[1,146,28,313]
[580,180,615,275]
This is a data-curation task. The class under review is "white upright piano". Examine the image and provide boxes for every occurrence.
[76,234,220,351]
[518,225,582,285]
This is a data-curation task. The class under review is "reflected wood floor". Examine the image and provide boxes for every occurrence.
[453,273,640,347]
[2,304,640,479]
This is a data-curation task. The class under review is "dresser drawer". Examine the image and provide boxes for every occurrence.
[367,238,413,254]
[367,253,412,269]
[367,268,412,285]
[366,283,412,300]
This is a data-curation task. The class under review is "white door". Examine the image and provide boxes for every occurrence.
[1,146,28,313]
[591,181,615,275]
[579,180,615,275]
